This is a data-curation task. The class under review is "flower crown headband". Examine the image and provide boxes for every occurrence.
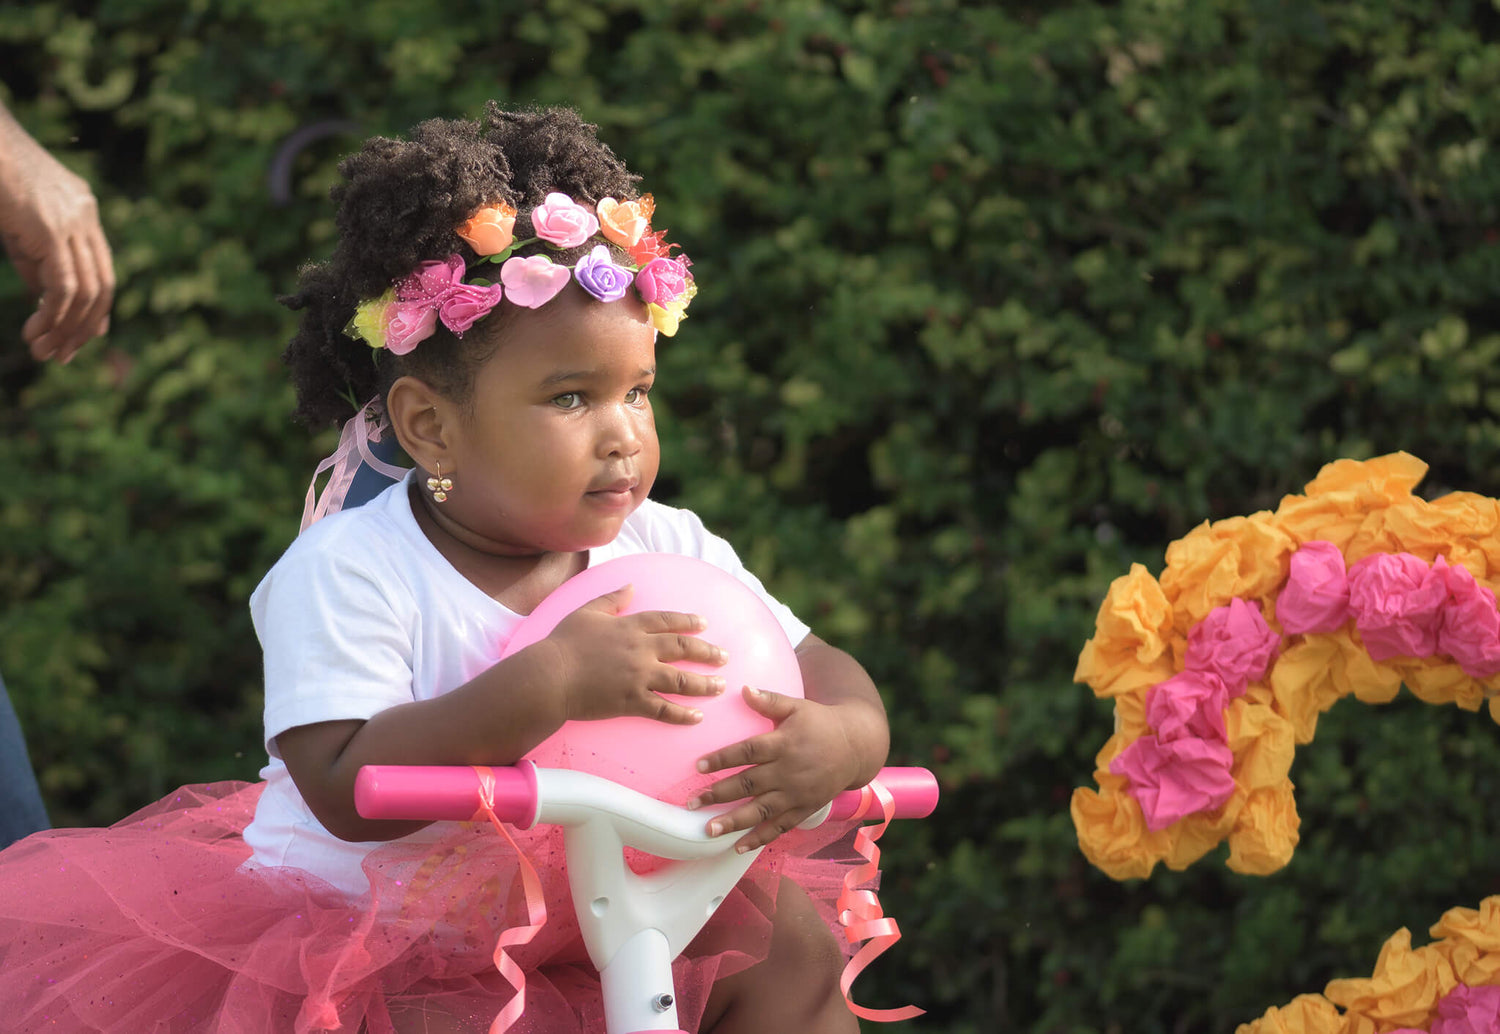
[345,192,696,355]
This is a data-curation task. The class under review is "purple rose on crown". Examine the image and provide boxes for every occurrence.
[572,245,633,303]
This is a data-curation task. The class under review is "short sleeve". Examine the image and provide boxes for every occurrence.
[250,542,417,757]
[631,503,811,648]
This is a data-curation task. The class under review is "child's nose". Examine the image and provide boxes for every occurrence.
[598,406,644,457]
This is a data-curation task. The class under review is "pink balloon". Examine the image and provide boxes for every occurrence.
[502,552,805,805]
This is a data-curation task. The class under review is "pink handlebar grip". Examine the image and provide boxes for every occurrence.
[354,763,538,827]
[830,766,939,821]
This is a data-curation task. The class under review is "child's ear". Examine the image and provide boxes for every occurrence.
[386,376,451,475]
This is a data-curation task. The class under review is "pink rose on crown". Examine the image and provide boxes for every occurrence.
[1183,597,1280,696]
[500,254,571,309]
[530,192,600,248]
[437,281,504,335]
[1437,562,1500,679]
[1145,670,1230,743]
[1347,552,1448,661]
[383,304,438,355]
[1109,734,1236,831]
[1277,540,1351,635]
[634,256,692,306]
[397,255,465,303]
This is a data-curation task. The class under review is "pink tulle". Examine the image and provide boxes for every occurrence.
[0,782,860,1033]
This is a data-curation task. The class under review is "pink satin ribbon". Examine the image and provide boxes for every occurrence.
[470,766,549,1034]
[836,780,924,1022]
[300,404,410,531]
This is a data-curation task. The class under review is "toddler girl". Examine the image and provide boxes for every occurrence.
[0,104,890,1034]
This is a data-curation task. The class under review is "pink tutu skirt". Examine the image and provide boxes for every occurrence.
[0,781,861,1033]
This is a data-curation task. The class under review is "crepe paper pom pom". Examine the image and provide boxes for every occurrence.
[1278,541,1352,635]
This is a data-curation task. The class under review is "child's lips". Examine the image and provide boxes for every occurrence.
[586,477,638,504]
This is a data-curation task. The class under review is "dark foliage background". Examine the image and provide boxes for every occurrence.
[2,2,1498,1031]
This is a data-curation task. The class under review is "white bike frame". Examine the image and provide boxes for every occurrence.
[356,763,936,1034]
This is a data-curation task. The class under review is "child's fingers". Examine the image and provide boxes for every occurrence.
[651,629,727,668]
[700,794,800,852]
[694,719,781,780]
[577,584,634,614]
[740,685,799,718]
[647,665,725,698]
[630,608,709,636]
[633,693,706,726]
[689,743,780,807]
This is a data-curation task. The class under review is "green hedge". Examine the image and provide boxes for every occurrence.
[2,2,1499,1031]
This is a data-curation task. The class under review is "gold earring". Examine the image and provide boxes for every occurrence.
[426,462,453,503]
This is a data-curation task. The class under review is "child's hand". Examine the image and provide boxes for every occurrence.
[688,686,863,852]
[545,585,728,725]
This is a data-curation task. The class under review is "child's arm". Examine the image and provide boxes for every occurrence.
[688,632,891,852]
[276,586,728,843]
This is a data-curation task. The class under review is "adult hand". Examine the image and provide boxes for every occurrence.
[0,103,114,363]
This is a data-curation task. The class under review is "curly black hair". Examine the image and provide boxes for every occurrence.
[280,104,642,428]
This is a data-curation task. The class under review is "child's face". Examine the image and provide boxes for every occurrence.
[441,285,660,555]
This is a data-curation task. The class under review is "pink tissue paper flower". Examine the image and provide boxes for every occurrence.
[1109,734,1236,830]
[530,192,601,248]
[1431,983,1500,1034]
[1146,670,1230,743]
[1438,563,1500,679]
[500,255,572,308]
[1184,597,1281,697]
[383,304,438,355]
[1277,540,1352,635]
[1347,552,1448,661]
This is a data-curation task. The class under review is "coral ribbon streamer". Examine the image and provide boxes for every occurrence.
[836,780,924,1022]
[300,404,410,531]
[470,766,549,1034]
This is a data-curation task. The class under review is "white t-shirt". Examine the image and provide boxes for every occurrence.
[242,474,809,895]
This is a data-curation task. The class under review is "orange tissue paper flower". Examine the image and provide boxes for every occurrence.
[1234,993,1344,1034]
[1225,783,1299,875]
[1069,785,1169,881]
[1323,928,1459,1030]
[1074,564,1177,697]
[1160,513,1297,629]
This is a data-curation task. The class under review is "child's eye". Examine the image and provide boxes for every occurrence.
[551,393,582,410]
[625,387,650,405]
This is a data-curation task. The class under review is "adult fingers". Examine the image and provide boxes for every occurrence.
[61,222,115,361]
[22,243,78,359]
[47,233,103,362]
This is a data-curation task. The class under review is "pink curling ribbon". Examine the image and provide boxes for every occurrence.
[836,779,924,1022]
[470,766,549,1034]
[300,403,410,531]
